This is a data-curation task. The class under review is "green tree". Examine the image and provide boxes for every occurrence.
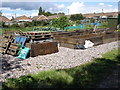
[58,12,65,15]
[38,7,45,15]
[43,11,53,16]
[52,16,69,29]
[70,13,85,21]
[38,6,60,16]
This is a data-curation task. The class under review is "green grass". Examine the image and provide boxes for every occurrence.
[2,48,120,89]
[102,48,120,63]
[117,29,120,32]
[1,27,34,32]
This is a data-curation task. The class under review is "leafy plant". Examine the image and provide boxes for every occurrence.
[51,16,69,29]
[70,14,85,21]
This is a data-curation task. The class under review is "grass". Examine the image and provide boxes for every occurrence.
[117,29,120,32]
[1,27,34,32]
[2,48,120,89]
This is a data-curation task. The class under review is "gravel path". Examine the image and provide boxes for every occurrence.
[0,41,119,82]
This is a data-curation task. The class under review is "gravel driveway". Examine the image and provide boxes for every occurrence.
[0,41,119,82]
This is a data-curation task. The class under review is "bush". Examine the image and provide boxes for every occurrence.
[51,16,69,29]
[70,14,85,21]
[4,76,35,89]
[102,23,108,28]
[11,24,19,28]
[76,20,81,25]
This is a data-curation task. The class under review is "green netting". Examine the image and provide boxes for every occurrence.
[118,14,120,24]
[64,25,84,30]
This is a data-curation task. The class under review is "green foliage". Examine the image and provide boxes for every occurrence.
[43,11,54,16]
[98,23,108,29]
[52,16,69,29]
[58,12,65,15]
[2,49,120,89]
[24,22,33,27]
[38,7,45,15]
[11,24,19,28]
[1,22,5,27]
[4,76,35,89]
[90,18,95,23]
[32,20,49,26]
[38,7,56,16]
[70,14,85,21]
[76,20,81,25]
[102,23,108,28]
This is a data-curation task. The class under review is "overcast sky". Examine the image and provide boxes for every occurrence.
[0,0,119,19]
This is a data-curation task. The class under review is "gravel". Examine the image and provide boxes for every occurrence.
[0,41,119,82]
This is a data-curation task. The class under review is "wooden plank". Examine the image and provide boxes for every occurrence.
[59,43,77,49]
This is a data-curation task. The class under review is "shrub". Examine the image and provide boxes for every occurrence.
[70,14,85,21]
[4,76,35,89]
[51,16,69,29]
[11,24,19,28]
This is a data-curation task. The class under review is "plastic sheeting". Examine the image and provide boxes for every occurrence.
[84,40,94,48]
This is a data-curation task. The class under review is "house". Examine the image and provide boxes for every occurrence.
[13,15,32,24]
[83,12,118,19]
[83,13,94,18]
[32,15,48,21]
[0,16,12,25]
[47,14,64,20]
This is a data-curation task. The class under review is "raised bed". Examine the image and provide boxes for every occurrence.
[52,30,119,49]
[26,42,58,57]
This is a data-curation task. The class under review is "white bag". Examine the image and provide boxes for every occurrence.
[84,40,94,48]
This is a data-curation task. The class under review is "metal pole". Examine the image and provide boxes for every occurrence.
[68,9,69,15]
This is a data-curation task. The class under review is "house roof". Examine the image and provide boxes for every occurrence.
[83,13,94,18]
[83,12,118,18]
[14,15,32,22]
[32,15,48,21]
[47,15,61,19]
[0,16,11,23]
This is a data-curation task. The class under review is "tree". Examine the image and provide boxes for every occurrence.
[58,12,65,15]
[43,11,53,16]
[70,13,85,21]
[38,7,45,15]
[51,16,69,29]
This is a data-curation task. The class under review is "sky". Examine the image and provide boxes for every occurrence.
[0,0,119,19]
